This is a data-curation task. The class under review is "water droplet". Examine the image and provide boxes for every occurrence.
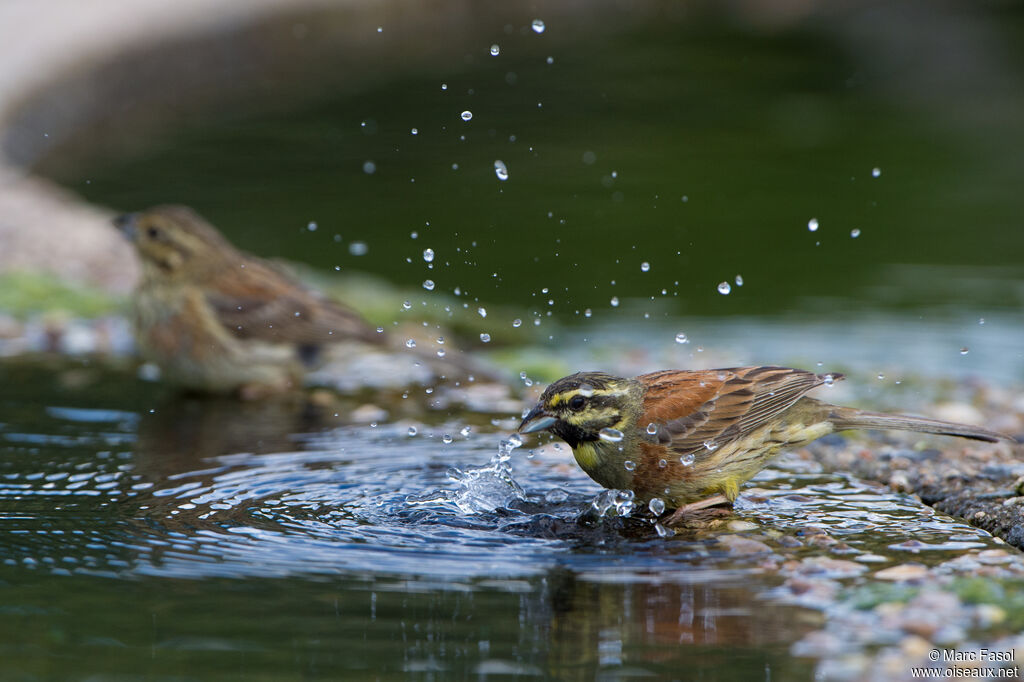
[442,434,453,444]
[703,441,718,451]
[823,374,835,385]
[808,218,819,232]
[960,347,969,355]
[850,229,861,238]
[407,426,418,436]
[362,161,376,174]
[460,426,472,436]
[610,296,619,307]
[644,423,659,436]
[578,383,594,397]
[490,44,500,56]
[307,221,318,232]
[477,307,487,318]
[531,19,546,33]
[734,274,744,286]
[512,318,522,328]
[979,318,986,325]
[437,349,446,357]
[461,110,473,121]
[480,333,491,343]
[655,522,673,537]
[717,281,731,295]
[422,279,435,291]
[402,300,412,311]
[680,454,695,466]
[376,326,384,334]
[675,333,688,344]
[599,428,624,442]
[640,262,650,272]
[349,241,368,256]
[649,498,666,515]
[584,308,592,318]
[423,248,435,263]
[410,128,418,136]
[872,167,881,178]
[494,159,509,181]
[623,460,636,471]
[405,339,417,348]
[877,373,885,380]
[658,459,667,468]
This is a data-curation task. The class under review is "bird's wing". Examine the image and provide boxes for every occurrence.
[639,366,840,455]
[203,259,381,346]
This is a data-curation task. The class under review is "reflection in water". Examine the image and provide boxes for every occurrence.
[0,360,1018,679]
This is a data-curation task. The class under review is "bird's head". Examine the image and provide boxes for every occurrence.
[518,371,641,448]
[115,205,240,280]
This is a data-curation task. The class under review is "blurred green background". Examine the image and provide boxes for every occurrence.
[40,4,1024,326]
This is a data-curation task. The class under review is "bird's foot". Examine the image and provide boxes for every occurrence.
[662,494,732,526]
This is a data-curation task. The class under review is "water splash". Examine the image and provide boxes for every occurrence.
[434,436,527,514]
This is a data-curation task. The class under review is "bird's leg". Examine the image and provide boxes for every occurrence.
[662,494,732,525]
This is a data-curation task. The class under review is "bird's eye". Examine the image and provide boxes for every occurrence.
[568,395,586,410]
[146,226,160,239]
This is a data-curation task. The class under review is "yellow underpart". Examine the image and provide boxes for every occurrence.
[573,441,600,473]
[680,420,835,505]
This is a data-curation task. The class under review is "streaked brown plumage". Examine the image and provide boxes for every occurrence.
[117,205,384,393]
[519,366,1014,522]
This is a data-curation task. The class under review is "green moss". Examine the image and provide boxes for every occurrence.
[0,271,124,319]
[951,577,1024,630]
[848,582,919,610]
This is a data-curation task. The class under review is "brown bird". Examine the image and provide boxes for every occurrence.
[117,205,385,394]
[518,366,1014,523]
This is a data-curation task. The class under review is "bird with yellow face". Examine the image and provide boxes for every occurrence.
[519,366,1013,523]
[117,205,387,394]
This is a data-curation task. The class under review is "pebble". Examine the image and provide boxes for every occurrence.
[349,404,388,423]
[726,520,759,532]
[717,535,774,555]
[874,563,929,581]
[792,557,867,579]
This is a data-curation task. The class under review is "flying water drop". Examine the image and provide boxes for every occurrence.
[599,428,624,442]
[717,282,731,295]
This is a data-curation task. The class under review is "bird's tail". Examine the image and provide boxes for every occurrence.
[828,405,1014,443]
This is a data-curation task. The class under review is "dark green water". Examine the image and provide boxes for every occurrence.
[11,4,1024,680]
[51,5,1024,322]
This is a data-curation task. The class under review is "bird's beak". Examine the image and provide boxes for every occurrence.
[519,404,558,434]
[114,212,138,241]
